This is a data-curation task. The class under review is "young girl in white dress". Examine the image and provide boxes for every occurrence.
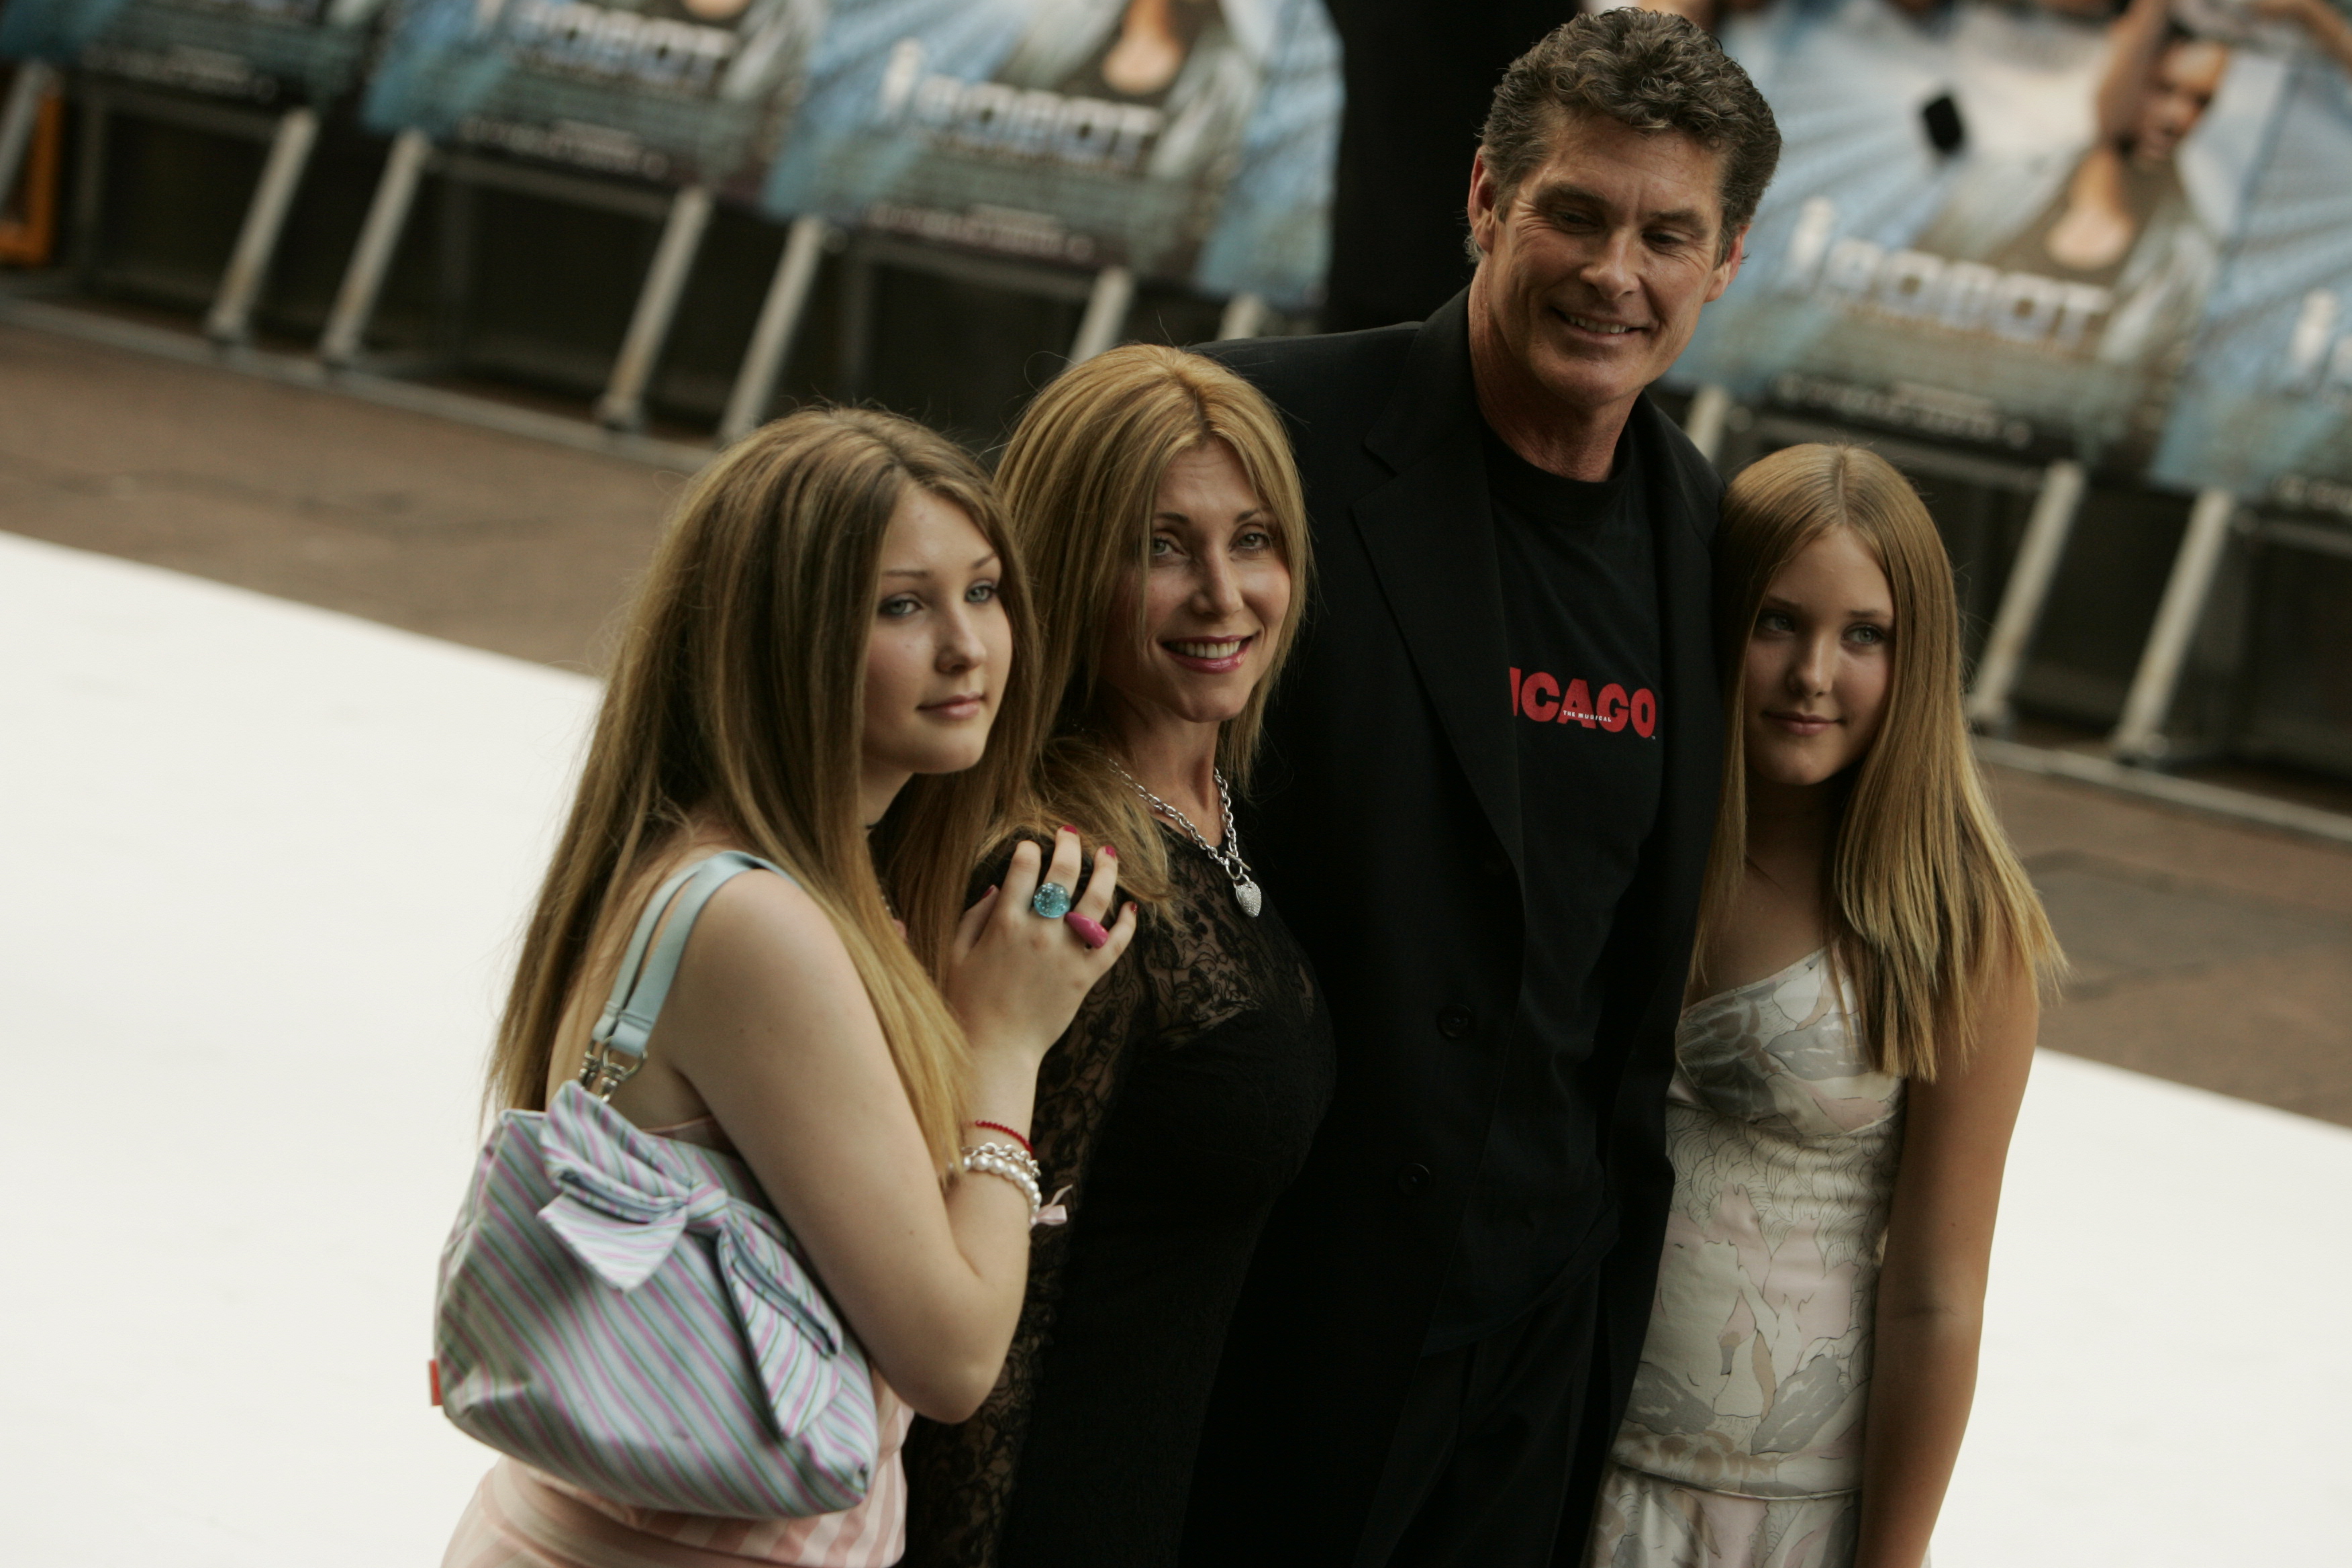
[1585,443,2063,1568]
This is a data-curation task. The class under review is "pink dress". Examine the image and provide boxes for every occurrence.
[443,1118,917,1568]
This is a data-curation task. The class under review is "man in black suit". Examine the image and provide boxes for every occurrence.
[1181,13,1779,1566]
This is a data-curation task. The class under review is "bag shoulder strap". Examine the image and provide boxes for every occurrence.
[580,850,793,1097]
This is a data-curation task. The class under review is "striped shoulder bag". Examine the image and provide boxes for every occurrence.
[434,850,880,1517]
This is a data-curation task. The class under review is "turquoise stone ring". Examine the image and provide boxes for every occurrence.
[1030,882,1074,919]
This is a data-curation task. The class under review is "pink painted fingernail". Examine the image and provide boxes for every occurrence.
[1102,844,1118,857]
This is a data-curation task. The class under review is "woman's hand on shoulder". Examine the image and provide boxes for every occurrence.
[942,827,1136,1067]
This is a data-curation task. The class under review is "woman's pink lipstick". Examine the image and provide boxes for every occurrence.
[1162,634,1256,674]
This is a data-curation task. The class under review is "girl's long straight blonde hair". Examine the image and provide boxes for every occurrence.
[988,344,1312,902]
[488,408,1040,1169]
[1699,443,2063,1081]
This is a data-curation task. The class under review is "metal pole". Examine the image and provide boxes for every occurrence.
[204,105,320,345]
[1964,457,2087,734]
[718,213,832,443]
[1215,291,1267,341]
[319,128,431,367]
[2110,486,2238,764]
[1069,265,1134,363]
[1681,382,1732,464]
[595,183,715,432]
[0,60,58,219]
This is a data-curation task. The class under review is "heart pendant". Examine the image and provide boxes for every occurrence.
[1234,879,1263,918]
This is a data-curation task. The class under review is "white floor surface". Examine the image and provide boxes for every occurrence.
[4,530,2348,1564]
[1,532,595,1564]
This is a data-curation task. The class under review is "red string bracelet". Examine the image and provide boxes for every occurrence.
[970,1120,1034,1157]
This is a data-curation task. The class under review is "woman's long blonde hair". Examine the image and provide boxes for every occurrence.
[989,344,1312,902]
[1699,443,2062,1081]
[489,409,1039,1169]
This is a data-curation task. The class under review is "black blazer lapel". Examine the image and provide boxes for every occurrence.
[1350,293,1524,874]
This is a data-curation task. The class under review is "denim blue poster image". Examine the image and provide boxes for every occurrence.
[758,0,1340,307]
[2152,46,2352,516]
[1666,0,2285,472]
[360,0,827,193]
[0,0,383,104]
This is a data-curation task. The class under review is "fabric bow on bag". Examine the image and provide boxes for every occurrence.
[434,853,879,1518]
[534,1083,853,1442]
[434,1083,881,1518]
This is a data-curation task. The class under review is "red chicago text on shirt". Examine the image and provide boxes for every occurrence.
[1508,668,1659,738]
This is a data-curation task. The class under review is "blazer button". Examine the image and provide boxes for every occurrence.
[1436,1004,1474,1039]
[1395,1161,1432,1195]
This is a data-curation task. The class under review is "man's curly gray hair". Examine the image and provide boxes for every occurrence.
[1477,10,1781,259]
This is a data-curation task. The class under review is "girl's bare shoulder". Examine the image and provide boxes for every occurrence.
[672,859,859,999]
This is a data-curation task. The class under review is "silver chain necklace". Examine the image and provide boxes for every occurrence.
[1112,763,1263,917]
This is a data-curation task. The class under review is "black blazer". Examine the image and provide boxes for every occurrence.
[1180,293,1724,1563]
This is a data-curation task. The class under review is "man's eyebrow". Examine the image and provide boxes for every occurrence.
[1528,183,1712,232]
[1645,207,1712,232]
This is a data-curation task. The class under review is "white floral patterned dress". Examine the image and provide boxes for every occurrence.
[1585,949,1908,1568]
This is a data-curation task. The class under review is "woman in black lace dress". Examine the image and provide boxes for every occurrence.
[896,346,1334,1567]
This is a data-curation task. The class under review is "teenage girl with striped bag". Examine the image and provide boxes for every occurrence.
[441,408,1136,1568]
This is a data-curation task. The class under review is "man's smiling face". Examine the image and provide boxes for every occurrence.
[1467,111,1743,423]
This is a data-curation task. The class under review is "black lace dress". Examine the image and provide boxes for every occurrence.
[902,826,1335,1568]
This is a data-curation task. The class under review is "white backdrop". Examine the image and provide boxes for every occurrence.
[3,530,2346,1565]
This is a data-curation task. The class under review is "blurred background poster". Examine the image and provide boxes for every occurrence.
[759,0,1340,308]
[359,0,826,194]
[2152,47,2352,515]
[0,0,384,103]
[1669,0,2290,472]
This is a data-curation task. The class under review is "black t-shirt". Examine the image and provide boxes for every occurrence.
[1427,420,1667,1349]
